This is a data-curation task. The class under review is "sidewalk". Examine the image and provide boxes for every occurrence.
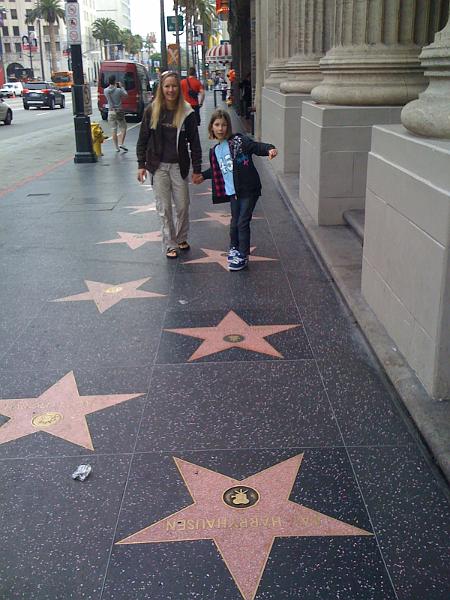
[0,93,449,599]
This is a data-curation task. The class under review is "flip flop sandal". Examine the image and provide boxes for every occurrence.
[166,247,179,259]
[178,242,190,251]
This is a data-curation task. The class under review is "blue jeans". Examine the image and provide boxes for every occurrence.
[230,195,258,258]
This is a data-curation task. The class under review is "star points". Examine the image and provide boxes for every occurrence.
[52,277,166,313]
[97,230,162,249]
[117,455,372,600]
[0,372,144,450]
[183,247,276,271]
[165,310,300,361]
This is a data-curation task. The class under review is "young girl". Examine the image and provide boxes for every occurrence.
[137,71,202,259]
[198,109,277,271]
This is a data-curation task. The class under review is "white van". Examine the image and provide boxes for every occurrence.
[1,82,24,97]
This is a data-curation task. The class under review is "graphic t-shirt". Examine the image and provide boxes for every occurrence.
[215,140,235,195]
[160,110,178,163]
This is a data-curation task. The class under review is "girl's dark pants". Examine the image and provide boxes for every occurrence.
[229,195,258,257]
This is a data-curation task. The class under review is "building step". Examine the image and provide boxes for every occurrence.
[343,209,365,244]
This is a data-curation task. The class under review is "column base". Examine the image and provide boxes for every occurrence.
[261,88,311,174]
[362,124,450,399]
[299,102,401,225]
[312,44,427,106]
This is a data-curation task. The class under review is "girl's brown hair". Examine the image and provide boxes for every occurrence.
[151,70,190,130]
[208,109,233,140]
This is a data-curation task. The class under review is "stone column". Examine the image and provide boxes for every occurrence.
[311,0,438,106]
[401,13,450,138]
[264,0,290,89]
[280,0,331,94]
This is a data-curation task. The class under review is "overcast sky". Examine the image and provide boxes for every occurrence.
[130,0,186,47]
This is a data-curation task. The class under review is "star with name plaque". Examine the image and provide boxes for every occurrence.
[0,372,144,450]
[165,310,300,361]
[117,455,371,600]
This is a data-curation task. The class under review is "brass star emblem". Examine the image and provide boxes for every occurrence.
[0,372,144,450]
[165,310,300,361]
[117,455,372,600]
[52,277,166,313]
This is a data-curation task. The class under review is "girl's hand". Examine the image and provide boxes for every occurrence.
[137,168,147,183]
[192,173,204,184]
[268,148,278,160]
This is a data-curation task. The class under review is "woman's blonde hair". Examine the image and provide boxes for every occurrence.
[151,71,189,129]
[208,109,233,140]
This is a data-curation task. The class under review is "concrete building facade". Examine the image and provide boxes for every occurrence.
[96,0,131,31]
[0,0,100,83]
[229,0,450,402]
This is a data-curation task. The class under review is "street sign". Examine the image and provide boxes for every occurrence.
[72,83,92,115]
[167,44,179,66]
[65,1,82,45]
[167,15,184,32]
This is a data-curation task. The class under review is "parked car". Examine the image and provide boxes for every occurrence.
[22,81,66,110]
[0,82,24,97]
[0,87,14,98]
[0,98,13,125]
[97,60,151,121]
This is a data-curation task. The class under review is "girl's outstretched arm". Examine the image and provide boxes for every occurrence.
[243,135,276,157]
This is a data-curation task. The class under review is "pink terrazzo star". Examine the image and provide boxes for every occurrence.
[183,247,277,271]
[0,372,144,450]
[52,277,166,313]
[124,204,157,214]
[117,454,371,600]
[165,310,300,361]
[97,230,162,249]
[192,211,263,226]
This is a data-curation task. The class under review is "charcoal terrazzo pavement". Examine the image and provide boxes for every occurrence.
[0,95,448,600]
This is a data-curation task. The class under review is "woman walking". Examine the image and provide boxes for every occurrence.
[137,70,202,258]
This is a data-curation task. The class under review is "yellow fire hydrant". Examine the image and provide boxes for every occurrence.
[91,122,108,157]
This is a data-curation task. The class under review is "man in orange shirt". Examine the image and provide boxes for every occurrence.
[181,67,205,126]
[227,64,236,85]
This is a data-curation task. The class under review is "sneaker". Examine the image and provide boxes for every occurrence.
[119,145,128,152]
[115,147,120,152]
[227,247,239,263]
[228,253,248,271]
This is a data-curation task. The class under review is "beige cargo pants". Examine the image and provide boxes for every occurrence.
[153,163,190,251]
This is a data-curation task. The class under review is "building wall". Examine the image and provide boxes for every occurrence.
[1,0,66,80]
[0,0,100,83]
[96,0,131,31]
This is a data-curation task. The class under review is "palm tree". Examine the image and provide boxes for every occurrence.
[25,0,65,74]
[120,29,143,60]
[92,18,120,60]
[178,0,216,72]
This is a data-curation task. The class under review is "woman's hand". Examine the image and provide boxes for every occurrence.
[268,148,278,160]
[137,168,147,183]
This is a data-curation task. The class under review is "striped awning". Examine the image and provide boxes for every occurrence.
[205,42,232,63]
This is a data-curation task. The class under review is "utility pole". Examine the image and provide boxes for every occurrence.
[0,7,6,85]
[160,0,167,70]
[66,0,96,163]
[174,0,181,75]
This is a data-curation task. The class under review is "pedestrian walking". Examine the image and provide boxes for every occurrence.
[104,75,128,152]
[195,109,277,271]
[239,72,252,119]
[136,70,203,259]
[181,67,205,126]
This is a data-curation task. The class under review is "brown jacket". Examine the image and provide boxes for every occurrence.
[136,102,202,179]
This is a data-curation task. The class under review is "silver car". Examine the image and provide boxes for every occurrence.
[0,98,13,125]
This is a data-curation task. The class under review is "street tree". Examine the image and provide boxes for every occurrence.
[92,17,120,60]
